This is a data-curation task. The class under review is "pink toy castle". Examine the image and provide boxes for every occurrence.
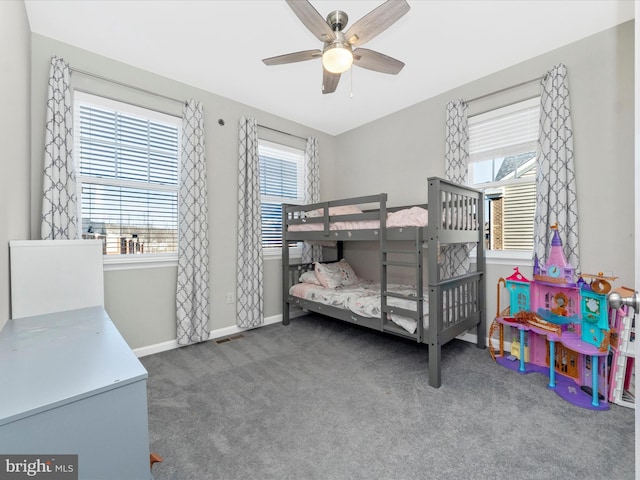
[492,226,612,410]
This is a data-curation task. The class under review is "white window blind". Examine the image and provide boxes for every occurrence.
[468,97,540,164]
[74,91,180,256]
[258,141,304,250]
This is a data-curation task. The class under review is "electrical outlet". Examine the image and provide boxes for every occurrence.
[225,292,235,304]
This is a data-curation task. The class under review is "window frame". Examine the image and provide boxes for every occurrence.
[468,97,540,255]
[73,91,181,268]
[257,140,305,258]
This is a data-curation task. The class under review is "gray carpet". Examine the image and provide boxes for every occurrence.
[141,314,635,480]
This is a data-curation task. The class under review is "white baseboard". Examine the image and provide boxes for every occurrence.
[134,312,492,358]
[133,313,285,358]
[456,331,479,344]
[133,338,180,358]
[457,330,513,352]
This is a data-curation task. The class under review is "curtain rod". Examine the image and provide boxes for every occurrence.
[257,124,307,142]
[70,67,186,106]
[466,76,543,104]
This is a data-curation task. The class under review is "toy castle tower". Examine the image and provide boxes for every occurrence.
[534,225,576,285]
[530,226,581,325]
[505,267,530,316]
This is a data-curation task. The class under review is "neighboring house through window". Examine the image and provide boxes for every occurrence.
[468,97,540,251]
[74,91,180,256]
[258,140,305,255]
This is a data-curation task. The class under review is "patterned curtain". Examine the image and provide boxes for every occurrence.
[533,64,580,269]
[237,117,264,328]
[301,136,322,264]
[442,100,471,279]
[41,56,78,240]
[445,100,469,185]
[176,100,210,345]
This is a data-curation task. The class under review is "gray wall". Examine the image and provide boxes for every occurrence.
[334,21,635,337]
[0,1,31,330]
[17,19,636,350]
[30,34,338,348]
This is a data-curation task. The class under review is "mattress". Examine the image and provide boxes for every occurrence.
[288,206,428,232]
[289,281,427,334]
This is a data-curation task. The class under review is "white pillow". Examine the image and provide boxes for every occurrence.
[299,271,322,285]
[314,259,358,289]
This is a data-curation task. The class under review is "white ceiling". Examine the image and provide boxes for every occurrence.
[24,0,634,135]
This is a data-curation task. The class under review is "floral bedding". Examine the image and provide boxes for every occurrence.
[289,281,428,334]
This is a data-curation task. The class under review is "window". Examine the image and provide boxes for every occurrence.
[468,97,540,251]
[258,140,305,253]
[74,92,180,257]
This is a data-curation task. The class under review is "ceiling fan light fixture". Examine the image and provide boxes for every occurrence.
[262,0,410,94]
[322,43,353,74]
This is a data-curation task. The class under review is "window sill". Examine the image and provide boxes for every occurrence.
[471,249,533,266]
[263,247,302,259]
[103,254,178,271]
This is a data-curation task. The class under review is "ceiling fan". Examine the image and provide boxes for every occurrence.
[262,0,410,94]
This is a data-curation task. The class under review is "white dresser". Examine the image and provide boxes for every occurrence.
[9,239,104,319]
[0,306,152,480]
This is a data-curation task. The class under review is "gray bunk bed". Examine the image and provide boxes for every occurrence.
[281,177,486,388]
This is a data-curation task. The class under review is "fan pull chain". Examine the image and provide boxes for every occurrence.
[350,67,353,98]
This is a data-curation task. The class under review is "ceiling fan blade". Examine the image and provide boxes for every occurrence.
[262,49,322,66]
[344,0,410,47]
[353,48,405,74]
[322,69,341,94]
[286,0,336,43]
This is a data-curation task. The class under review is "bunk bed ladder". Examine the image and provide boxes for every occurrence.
[381,227,424,341]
